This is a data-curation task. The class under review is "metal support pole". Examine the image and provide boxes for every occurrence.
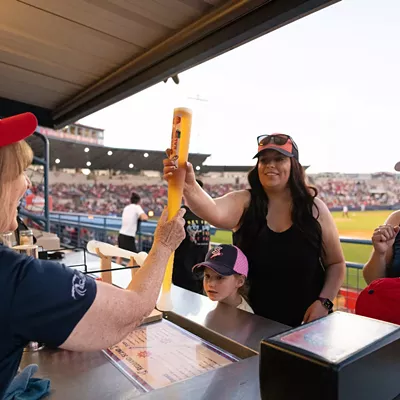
[32,131,50,231]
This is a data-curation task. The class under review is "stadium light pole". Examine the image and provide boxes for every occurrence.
[188,94,208,169]
[188,94,208,103]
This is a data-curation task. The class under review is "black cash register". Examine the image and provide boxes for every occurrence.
[260,312,400,400]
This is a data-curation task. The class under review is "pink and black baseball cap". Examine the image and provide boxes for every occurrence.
[254,133,299,160]
[355,278,400,325]
[192,244,249,277]
[0,113,38,147]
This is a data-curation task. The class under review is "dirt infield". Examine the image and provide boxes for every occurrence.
[339,230,371,239]
[334,217,354,223]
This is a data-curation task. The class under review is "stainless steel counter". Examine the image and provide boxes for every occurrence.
[21,251,290,399]
[21,348,142,400]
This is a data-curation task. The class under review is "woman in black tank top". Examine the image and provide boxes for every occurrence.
[233,194,325,327]
[163,134,346,327]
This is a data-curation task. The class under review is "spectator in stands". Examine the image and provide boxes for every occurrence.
[164,133,346,327]
[363,211,400,284]
[192,245,253,313]
[117,192,148,260]
[0,112,187,399]
[172,179,210,294]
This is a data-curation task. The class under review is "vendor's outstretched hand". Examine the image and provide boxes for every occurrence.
[153,207,186,252]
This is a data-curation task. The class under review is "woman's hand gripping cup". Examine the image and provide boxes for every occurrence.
[163,148,196,192]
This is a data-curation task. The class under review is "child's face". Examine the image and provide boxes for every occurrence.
[203,267,245,302]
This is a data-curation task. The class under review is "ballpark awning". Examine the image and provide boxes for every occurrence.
[0,0,339,129]
[26,136,210,172]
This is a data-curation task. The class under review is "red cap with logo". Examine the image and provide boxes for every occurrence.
[355,278,400,325]
[0,113,38,147]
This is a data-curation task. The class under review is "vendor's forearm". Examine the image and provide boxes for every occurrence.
[319,262,346,300]
[127,244,171,311]
[61,242,174,352]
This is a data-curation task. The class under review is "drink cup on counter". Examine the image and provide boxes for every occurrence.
[1,232,13,247]
[19,229,34,245]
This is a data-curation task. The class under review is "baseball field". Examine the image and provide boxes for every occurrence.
[210,210,393,291]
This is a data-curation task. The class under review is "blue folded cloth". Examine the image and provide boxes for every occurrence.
[4,364,50,400]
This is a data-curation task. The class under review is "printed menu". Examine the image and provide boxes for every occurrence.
[104,319,238,391]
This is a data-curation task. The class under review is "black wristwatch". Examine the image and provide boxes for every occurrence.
[318,297,333,311]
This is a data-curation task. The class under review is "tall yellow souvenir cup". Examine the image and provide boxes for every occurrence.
[156,107,192,311]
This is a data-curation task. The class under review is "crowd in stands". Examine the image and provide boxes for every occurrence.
[312,177,400,209]
[25,174,400,217]
[48,183,167,216]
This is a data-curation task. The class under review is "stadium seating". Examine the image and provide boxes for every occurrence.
[26,172,400,217]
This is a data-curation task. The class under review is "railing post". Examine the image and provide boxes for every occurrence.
[32,131,50,232]
[138,231,142,252]
[77,215,81,247]
[57,214,61,238]
[42,135,50,232]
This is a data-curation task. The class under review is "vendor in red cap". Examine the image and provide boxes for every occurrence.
[363,161,400,285]
[0,113,187,398]
[164,133,346,327]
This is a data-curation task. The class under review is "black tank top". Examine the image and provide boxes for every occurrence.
[233,212,325,327]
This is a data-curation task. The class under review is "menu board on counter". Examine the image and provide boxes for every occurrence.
[278,312,398,363]
[103,319,239,392]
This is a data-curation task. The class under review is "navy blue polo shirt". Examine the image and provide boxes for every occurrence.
[0,246,97,399]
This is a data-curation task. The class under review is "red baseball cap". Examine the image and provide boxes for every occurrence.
[253,133,299,160]
[355,278,400,325]
[0,113,38,147]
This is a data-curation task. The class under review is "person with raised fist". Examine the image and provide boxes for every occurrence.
[363,211,400,284]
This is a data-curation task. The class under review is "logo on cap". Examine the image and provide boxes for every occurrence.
[210,246,223,259]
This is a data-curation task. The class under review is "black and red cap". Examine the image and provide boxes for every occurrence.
[253,133,299,160]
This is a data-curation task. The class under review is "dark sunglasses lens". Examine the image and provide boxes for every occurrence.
[258,135,289,146]
[272,135,289,145]
[258,136,270,146]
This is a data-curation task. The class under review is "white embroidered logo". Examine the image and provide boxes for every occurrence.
[71,271,87,300]
[210,246,223,259]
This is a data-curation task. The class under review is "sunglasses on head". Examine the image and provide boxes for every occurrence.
[257,134,298,150]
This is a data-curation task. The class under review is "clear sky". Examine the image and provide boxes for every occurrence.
[80,0,400,174]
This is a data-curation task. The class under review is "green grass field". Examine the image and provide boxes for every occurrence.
[210,210,392,291]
